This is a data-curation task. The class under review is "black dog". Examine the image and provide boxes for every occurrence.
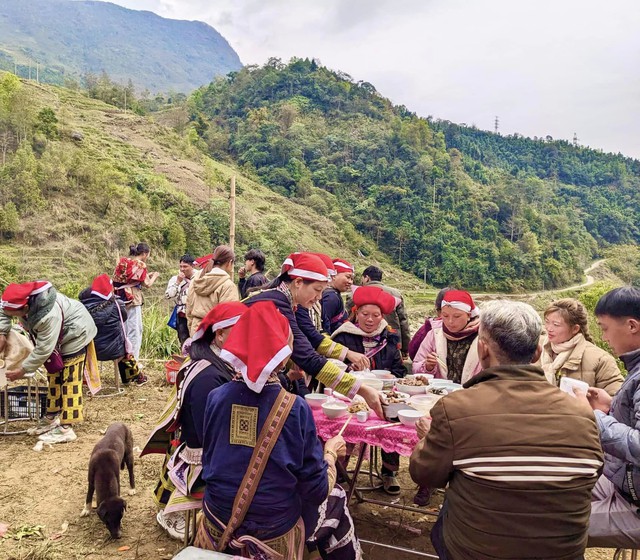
[81,422,135,538]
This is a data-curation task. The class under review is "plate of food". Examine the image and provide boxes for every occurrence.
[380,389,412,419]
[397,375,431,395]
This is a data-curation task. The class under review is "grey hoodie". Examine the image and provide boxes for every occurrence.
[595,347,640,503]
[0,287,97,373]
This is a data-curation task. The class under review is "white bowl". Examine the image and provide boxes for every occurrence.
[397,409,425,427]
[396,382,427,395]
[360,378,383,391]
[371,369,392,378]
[380,390,411,419]
[321,401,349,419]
[305,393,329,409]
[409,394,442,415]
[429,378,452,386]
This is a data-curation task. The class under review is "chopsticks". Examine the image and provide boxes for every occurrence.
[364,422,403,432]
[435,356,448,372]
[337,415,352,437]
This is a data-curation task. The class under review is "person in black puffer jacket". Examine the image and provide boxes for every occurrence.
[79,274,143,384]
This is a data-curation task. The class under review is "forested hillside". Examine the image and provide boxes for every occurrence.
[0,71,410,296]
[0,0,242,92]
[189,58,640,291]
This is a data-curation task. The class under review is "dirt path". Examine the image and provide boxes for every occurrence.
[469,258,606,301]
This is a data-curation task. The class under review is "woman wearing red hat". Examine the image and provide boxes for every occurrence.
[292,253,336,347]
[0,281,97,444]
[332,284,405,494]
[186,245,239,336]
[413,289,482,383]
[245,252,383,418]
[411,289,482,507]
[195,301,360,558]
[79,274,145,385]
[142,301,249,541]
[322,258,355,334]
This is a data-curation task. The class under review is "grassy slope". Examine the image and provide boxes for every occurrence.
[2,79,420,293]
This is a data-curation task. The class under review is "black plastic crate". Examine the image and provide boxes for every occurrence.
[0,385,47,419]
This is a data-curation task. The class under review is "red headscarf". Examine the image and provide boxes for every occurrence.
[442,290,479,317]
[1,281,52,309]
[332,259,354,274]
[192,301,248,341]
[311,253,337,277]
[220,301,292,393]
[281,252,330,282]
[352,285,399,315]
[90,274,114,300]
[194,254,214,268]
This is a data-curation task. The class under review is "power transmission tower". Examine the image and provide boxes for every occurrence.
[494,116,499,134]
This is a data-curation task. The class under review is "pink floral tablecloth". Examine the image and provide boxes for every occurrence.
[312,408,419,457]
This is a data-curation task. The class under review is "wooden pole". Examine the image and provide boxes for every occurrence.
[229,175,236,281]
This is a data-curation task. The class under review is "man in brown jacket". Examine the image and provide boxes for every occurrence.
[410,300,604,560]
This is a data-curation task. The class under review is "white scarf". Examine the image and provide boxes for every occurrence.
[541,332,584,382]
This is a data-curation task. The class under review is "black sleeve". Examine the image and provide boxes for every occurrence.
[295,306,325,348]
[321,290,343,334]
[238,278,248,299]
[246,273,268,291]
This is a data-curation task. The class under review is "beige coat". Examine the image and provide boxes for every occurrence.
[185,268,239,335]
[539,336,624,396]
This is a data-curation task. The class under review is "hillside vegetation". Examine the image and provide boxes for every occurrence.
[0,71,415,298]
[0,0,242,93]
[190,58,640,291]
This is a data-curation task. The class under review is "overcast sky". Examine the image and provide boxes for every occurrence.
[97,0,640,159]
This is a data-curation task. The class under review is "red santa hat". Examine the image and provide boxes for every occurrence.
[192,301,249,342]
[311,253,337,277]
[442,290,479,317]
[352,285,399,315]
[1,281,52,309]
[280,252,330,282]
[194,254,214,268]
[220,301,292,393]
[90,274,113,300]
[332,259,354,274]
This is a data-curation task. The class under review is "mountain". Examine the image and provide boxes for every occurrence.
[189,58,640,291]
[0,71,414,299]
[0,0,242,93]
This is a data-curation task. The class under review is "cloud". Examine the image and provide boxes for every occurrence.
[94,0,640,157]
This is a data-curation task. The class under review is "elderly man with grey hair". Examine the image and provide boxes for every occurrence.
[410,300,603,560]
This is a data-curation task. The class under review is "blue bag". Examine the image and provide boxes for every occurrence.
[167,306,179,330]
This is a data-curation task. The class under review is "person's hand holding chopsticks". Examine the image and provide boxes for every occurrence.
[324,435,347,461]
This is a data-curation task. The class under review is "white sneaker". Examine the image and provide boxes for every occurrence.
[38,426,77,444]
[27,415,60,436]
[156,510,185,540]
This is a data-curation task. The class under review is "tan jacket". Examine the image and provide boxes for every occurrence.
[185,268,239,335]
[410,365,603,560]
[539,336,624,396]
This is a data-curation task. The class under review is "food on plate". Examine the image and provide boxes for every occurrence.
[348,401,370,414]
[398,376,429,386]
[381,390,410,403]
